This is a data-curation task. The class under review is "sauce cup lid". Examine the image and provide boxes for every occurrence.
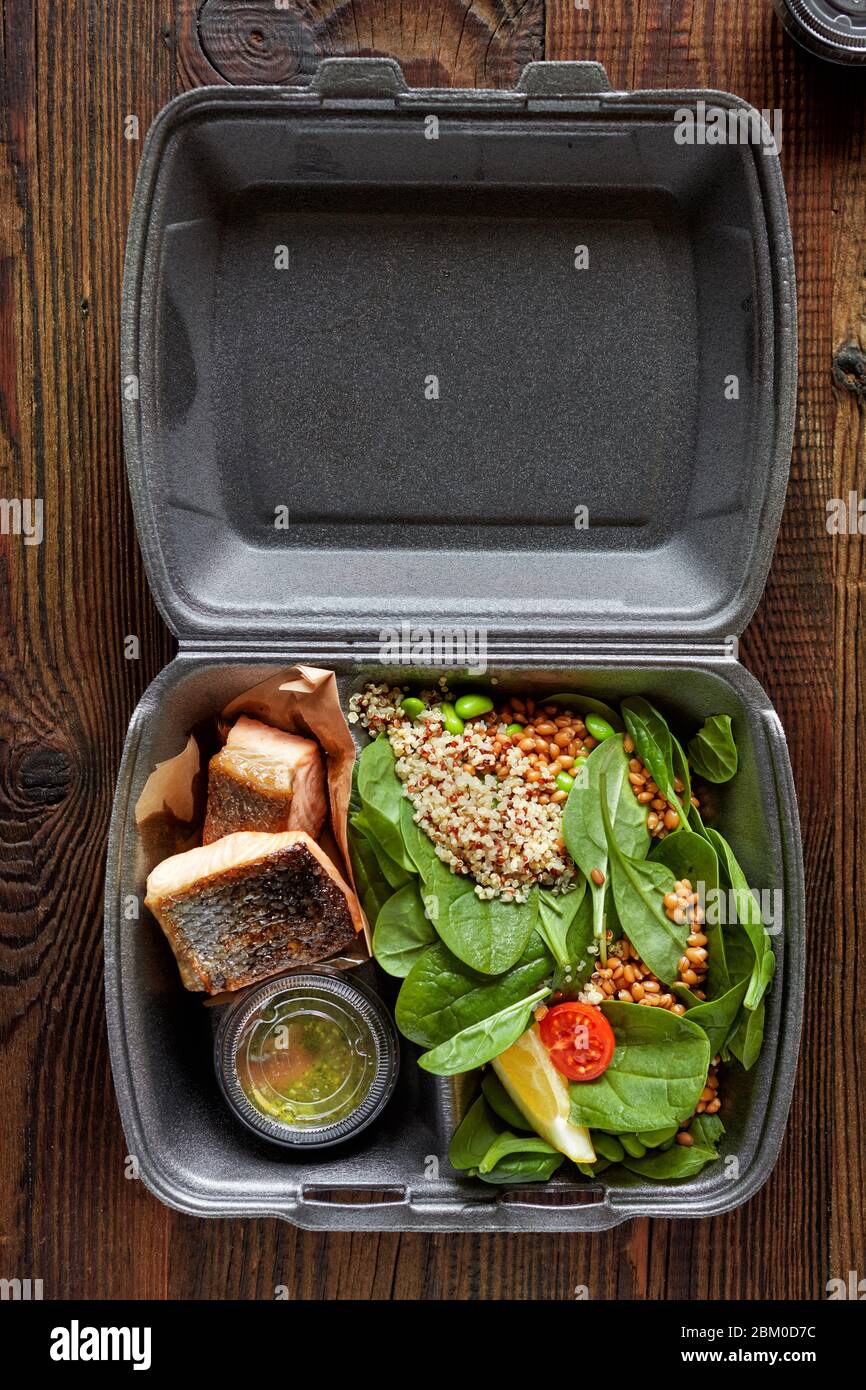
[775,0,866,61]
[214,969,399,1149]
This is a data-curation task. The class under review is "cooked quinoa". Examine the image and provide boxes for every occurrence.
[349,684,580,901]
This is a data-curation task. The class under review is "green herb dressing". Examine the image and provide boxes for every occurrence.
[235,997,376,1128]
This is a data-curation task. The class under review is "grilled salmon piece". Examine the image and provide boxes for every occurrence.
[203,717,327,844]
[145,830,362,993]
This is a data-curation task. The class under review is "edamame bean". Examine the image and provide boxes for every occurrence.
[454,692,494,720]
[585,713,616,742]
[400,697,425,720]
[592,1133,626,1163]
[441,702,465,735]
[619,1133,647,1159]
[637,1125,679,1149]
[660,1137,676,1152]
[555,771,575,794]
[505,723,524,737]
[574,755,588,766]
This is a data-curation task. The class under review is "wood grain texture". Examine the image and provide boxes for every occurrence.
[0,0,862,1300]
[177,0,544,89]
[0,0,178,1299]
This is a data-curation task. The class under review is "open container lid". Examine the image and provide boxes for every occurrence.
[121,59,796,645]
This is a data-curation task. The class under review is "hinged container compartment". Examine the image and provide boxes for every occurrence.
[107,58,803,1231]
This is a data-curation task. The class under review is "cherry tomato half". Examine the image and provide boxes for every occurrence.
[539,1002,616,1082]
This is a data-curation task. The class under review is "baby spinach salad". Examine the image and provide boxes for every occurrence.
[347,685,775,1187]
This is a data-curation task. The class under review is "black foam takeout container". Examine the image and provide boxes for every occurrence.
[107,59,803,1231]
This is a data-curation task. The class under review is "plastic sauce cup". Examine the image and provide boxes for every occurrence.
[215,970,399,1149]
[773,0,866,63]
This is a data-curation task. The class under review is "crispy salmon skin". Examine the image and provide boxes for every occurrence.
[203,717,327,844]
[145,831,362,993]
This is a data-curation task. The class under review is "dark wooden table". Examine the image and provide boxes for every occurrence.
[1,0,862,1300]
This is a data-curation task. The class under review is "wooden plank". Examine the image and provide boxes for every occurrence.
[827,79,866,1299]
[176,0,545,89]
[0,1,177,1297]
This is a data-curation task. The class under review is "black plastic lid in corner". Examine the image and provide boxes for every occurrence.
[121,58,797,646]
[774,0,866,63]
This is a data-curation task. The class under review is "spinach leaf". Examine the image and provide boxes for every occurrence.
[577,1159,611,1179]
[549,691,624,731]
[349,762,363,816]
[651,828,728,996]
[372,880,437,978]
[600,774,685,984]
[620,696,687,822]
[568,1001,710,1134]
[721,911,755,985]
[689,1112,725,1148]
[350,811,413,890]
[676,976,749,1056]
[447,1091,563,1183]
[672,733,693,808]
[399,797,439,880]
[547,891,597,995]
[418,854,476,934]
[395,932,554,1048]
[564,889,597,989]
[481,1070,533,1131]
[704,828,775,1011]
[758,949,776,994]
[475,1151,564,1184]
[477,1132,561,1174]
[635,1125,679,1148]
[567,890,597,968]
[562,735,649,954]
[347,820,397,926]
[412,821,540,976]
[437,883,540,977]
[688,800,708,836]
[356,735,415,873]
[417,988,549,1075]
[711,880,769,1070]
[536,881,587,969]
[621,1114,724,1180]
[727,996,766,1071]
[688,715,739,784]
[448,1096,501,1169]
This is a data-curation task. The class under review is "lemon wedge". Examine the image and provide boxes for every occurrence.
[492,1024,596,1164]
